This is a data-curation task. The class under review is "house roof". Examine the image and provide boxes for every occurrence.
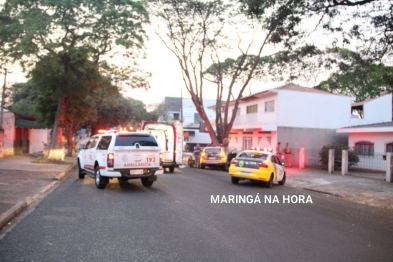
[212,83,347,108]
[351,92,390,107]
[337,121,393,133]
[163,97,182,111]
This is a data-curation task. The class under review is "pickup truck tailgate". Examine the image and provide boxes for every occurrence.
[113,148,160,169]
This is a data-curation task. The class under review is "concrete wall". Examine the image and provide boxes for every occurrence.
[29,129,51,154]
[277,126,348,166]
[277,90,354,129]
[2,112,15,156]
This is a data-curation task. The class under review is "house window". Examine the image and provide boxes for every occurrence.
[246,104,258,114]
[355,141,374,156]
[265,101,274,112]
[386,142,393,153]
[242,136,253,150]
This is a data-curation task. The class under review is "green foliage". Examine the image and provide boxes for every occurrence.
[88,95,155,134]
[29,50,118,128]
[316,48,393,102]
[237,0,392,62]
[319,143,359,170]
[8,81,43,119]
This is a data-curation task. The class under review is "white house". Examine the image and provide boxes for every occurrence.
[0,110,50,156]
[159,97,217,150]
[211,84,357,166]
[337,92,393,171]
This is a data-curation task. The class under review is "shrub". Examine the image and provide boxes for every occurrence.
[319,143,359,170]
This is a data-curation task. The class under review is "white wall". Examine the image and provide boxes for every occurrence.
[184,128,211,144]
[2,112,15,156]
[29,129,51,154]
[277,90,353,129]
[228,94,278,129]
[349,94,392,126]
[349,132,393,153]
[180,98,216,125]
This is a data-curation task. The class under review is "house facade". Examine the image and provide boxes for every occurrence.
[159,97,217,150]
[337,93,393,171]
[0,110,50,157]
[212,84,357,166]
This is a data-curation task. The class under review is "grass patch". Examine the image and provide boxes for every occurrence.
[32,157,73,165]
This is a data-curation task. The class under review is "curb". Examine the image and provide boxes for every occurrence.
[0,164,77,231]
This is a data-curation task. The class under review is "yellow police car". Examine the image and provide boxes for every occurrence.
[228,148,286,188]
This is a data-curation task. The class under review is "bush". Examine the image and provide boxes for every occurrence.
[319,143,359,170]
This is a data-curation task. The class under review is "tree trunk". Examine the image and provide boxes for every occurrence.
[66,127,74,157]
[47,98,65,161]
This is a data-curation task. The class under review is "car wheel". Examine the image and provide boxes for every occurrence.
[231,177,239,184]
[278,173,286,185]
[77,159,85,179]
[265,174,274,188]
[169,167,175,173]
[95,166,108,189]
[141,177,153,187]
[200,164,205,169]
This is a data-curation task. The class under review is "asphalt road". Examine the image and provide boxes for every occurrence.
[1,167,393,261]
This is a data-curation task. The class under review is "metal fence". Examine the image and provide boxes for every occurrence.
[350,152,389,172]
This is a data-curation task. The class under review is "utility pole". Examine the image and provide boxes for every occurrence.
[180,87,183,123]
[0,69,7,130]
[0,69,6,158]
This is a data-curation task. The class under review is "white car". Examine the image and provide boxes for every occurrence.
[77,130,164,189]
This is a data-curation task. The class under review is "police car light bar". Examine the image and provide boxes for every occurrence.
[250,147,273,152]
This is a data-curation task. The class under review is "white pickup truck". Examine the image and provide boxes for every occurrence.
[77,130,164,189]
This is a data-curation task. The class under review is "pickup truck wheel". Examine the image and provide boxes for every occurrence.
[77,160,85,179]
[141,178,153,187]
[95,166,108,189]
[169,167,175,173]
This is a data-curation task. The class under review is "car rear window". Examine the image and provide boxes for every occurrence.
[115,135,158,147]
[205,148,221,154]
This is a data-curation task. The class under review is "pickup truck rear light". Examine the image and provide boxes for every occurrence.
[159,153,163,167]
[107,153,114,168]
[258,162,268,168]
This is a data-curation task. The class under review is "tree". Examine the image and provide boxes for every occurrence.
[30,51,118,156]
[1,0,150,160]
[316,48,393,102]
[239,0,393,63]
[7,81,40,116]
[88,95,151,135]
[152,0,307,145]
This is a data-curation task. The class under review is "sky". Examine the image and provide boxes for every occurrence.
[0,2,364,108]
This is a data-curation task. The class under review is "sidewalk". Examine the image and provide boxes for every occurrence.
[285,167,393,209]
[0,155,393,230]
[0,154,77,230]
